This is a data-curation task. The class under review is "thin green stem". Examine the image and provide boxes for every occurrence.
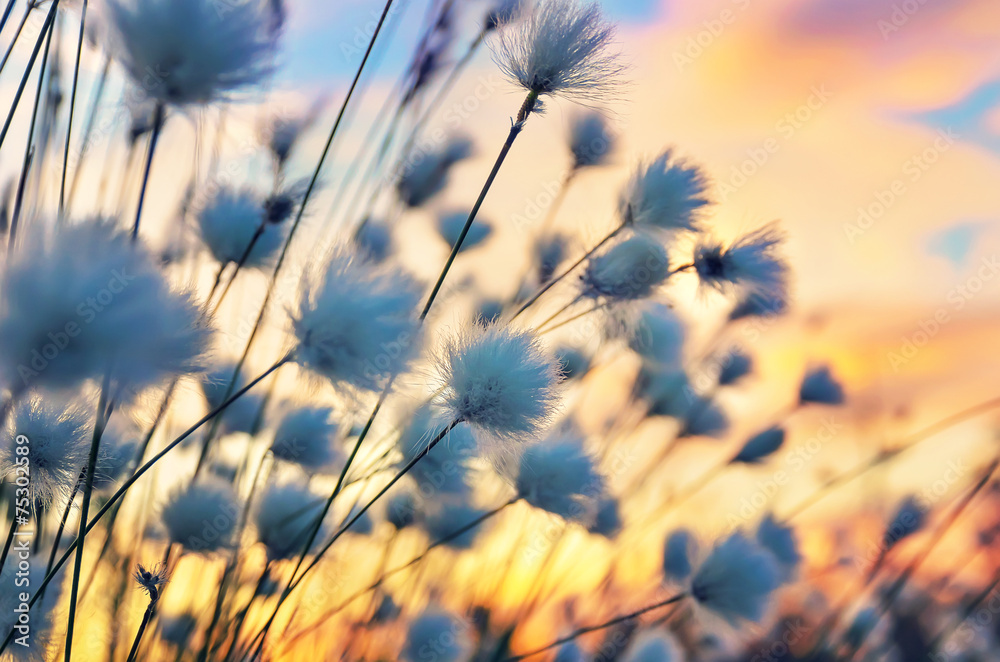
[131,101,165,242]
[58,0,87,218]
[0,0,58,153]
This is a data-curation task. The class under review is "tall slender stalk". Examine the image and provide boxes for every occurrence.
[421,90,538,319]
[57,0,87,217]
[131,101,165,242]
[0,358,287,658]
[0,0,58,152]
[504,592,688,661]
[63,369,112,662]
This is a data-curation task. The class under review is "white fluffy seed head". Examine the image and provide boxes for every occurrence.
[436,211,493,251]
[587,495,622,539]
[397,136,473,208]
[628,303,685,370]
[514,434,602,521]
[195,187,286,268]
[569,111,615,168]
[690,531,780,625]
[491,0,624,106]
[403,609,472,662]
[799,365,845,405]
[731,426,785,464]
[663,528,697,582]
[271,405,342,472]
[0,218,211,397]
[199,363,263,436]
[0,555,63,662]
[106,0,278,106]
[623,630,684,662]
[160,481,239,553]
[397,406,478,497]
[756,513,801,582]
[292,251,423,392]
[619,149,711,232]
[420,499,489,550]
[255,483,325,560]
[582,233,671,301]
[693,224,788,299]
[0,396,90,507]
[437,324,560,445]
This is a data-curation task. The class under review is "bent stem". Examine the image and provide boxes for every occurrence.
[504,592,689,661]
[420,90,539,320]
[131,101,166,242]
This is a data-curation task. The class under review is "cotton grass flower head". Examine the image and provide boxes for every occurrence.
[398,407,478,497]
[133,563,169,601]
[663,528,697,582]
[588,496,622,538]
[421,500,489,550]
[106,0,277,106]
[756,513,801,581]
[397,136,473,208]
[485,0,523,32]
[291,251,422,392]
[622,630,684,662]
[629,303,685,370]
[160,481,239,553]
[255,483,326,561]
[436,324,560,445]
[200,363,264,436]
[717,348,753,386]
[515,434,602,521]
[731,426,785,464]
[569,110,615,169]
[437,211,493,251]
[353,218,394,263]
[196,187,286,268]
[554,345,591,382]
[402,608,472,662]
[0,218,211,396]
[491,0,624,106]
[553,642,585,662]
[689,531,780,625]
[619,149,711,232]
[884,495,926,551]
[0,396,89,506]
[693,224,788,299]
[581,233,671,302]
[271,405,342,472]
[799,365,845,405]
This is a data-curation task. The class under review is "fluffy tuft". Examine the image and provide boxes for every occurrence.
[436,324,560,444]
[271,405,343,472]
[514,434,602,521]
[106,0,277,106]
[693,224,788,299]
[690,531,780,625]
[623,630,685,662]
[436,211,493,251]
[291,251,423,392]
[255,482,326,561]
[0,396,90,507]
[569,111,615,168]
[195,187,286,268]
[731,426,785,464]
[619,149,710,232]
[663,528,697,582]
[756,513,801,581]
[403,609,472,662]
[581,233,671,301]
[491,0,624,104]
[160,481,238,553]
[798,365,845,405]
[0,218,211,396]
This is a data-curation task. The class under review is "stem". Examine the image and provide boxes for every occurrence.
[46,476,82,576]
[286,498,517,647]
[0,0,58,153]
[420,90,537,320]
[0,0,15,35]
[131,101,165,242]
[64,56,109,214]
[242,419,462,660]
[504,593,688,660]
[0,517,14,576]
[64,368,112,662]
[779,395,1000,523]
[0,2,30,78]
[511,222,625,321]
[126,600,156,662]
[58,0,87,218]
[0,359,287,659]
